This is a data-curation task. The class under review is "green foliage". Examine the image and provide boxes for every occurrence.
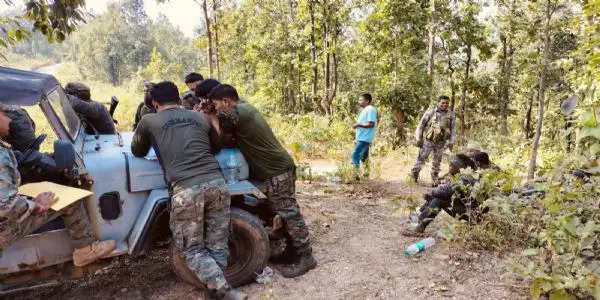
[445,148,600,298]
[69,4,199,86]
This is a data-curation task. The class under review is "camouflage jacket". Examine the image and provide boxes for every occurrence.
[415,108,456,145]
[0,141,35,223]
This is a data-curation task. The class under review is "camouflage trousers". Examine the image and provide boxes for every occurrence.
[411,140,446,180]
[170,179,231,292]
[260,168,312,256]
[0,200,94,249]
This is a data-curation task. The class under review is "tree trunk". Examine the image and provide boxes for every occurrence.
[528,0,553,180]
[212,0,221,80]
[322,3,331,115]
[393,106,406,145]
[441,38,455,110]
[426,0,437,101]
[202,0,213,77]
[523,87,535,139]
[460,45,472,141]
[308,0,319,112]
[500,0,517,135]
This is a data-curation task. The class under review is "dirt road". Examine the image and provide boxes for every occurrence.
[32,63,63,75]
[11,170,521,300]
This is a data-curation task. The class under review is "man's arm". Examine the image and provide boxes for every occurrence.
[131,119,152,157]
[0,150,35,221]
[415,109,433,144]
[353,107,377,128]
[204,113,223,154]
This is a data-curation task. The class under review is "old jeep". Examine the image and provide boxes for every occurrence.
[0,67,280,294]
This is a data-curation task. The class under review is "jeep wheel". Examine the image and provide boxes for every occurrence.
[171,208,270,288]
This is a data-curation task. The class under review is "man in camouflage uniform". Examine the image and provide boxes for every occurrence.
[132,82,156,131]
[403,154,478,236]
[207,84,316,278]
[64,82,116,135]
[411,95,456,185]
[0,108,116,266]
[181,72,204,110]
[131,81,245,300]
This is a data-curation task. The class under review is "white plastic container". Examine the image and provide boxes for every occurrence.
[404,237,436,255]
[215,148,249,183]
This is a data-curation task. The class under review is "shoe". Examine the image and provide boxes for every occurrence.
[400,222,427,237]
[276,253,317,278]
[410,171,419,183]
[223,289,248,300]
[72,240,117,267]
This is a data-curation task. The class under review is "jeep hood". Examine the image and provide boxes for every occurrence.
[82,132,167,192]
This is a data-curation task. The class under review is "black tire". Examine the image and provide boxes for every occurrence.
[171,207,270,288]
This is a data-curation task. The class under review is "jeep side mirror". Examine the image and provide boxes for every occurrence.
[54,140,76,169]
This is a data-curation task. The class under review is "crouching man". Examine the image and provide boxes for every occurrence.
[131,81,245,300]
[0,108,116,266]
[403,154,479,236]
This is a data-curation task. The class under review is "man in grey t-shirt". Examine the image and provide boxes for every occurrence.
[131,81,246,300]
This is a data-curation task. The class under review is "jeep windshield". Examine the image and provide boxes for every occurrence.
[47,87,80,141]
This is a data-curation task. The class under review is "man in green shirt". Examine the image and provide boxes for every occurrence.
[206,84,317,278]
[131,81,246,300]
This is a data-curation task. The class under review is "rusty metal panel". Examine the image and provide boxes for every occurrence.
[0,230,73,274]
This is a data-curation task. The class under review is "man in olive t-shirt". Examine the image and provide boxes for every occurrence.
[131,81,246,300]
[206,84,316,279]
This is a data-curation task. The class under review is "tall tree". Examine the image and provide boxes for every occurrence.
[527,0,561,180]
[308,0,319,112]
[200,0,214,77]
[212,0,221,80]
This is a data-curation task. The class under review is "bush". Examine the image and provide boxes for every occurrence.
[443,158,600,299]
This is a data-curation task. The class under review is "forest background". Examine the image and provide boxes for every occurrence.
[1,0,599,298]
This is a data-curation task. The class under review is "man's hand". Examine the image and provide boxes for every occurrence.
[352,123,359,129]
[415,140,423,148]
[195,99,216,114]
[33,192,57,215]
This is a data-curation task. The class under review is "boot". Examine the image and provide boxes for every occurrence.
[400,221,427,237]
[72,240,116,267]
[410,170,419,183]
[209,286,247,300]
[276,253,317,278]
[223,289,248,300]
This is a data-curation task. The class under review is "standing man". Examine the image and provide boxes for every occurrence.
[131,81,245,300]
[181,72,204,110]
[133,82,156,131]
[411,95,455,185]
[352,93,377,171]
[207,84,317,278]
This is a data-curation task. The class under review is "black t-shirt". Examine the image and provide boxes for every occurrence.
[131,107,222,189]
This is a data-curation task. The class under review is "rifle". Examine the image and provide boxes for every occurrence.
[109,96,119,124]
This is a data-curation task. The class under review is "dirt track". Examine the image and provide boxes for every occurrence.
[11,172,523,300]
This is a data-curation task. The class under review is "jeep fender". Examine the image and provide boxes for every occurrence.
[128,189,169,256]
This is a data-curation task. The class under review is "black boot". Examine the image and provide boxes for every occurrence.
[410,170,419,183]
[401,220,428,237]
[276,253,317,278]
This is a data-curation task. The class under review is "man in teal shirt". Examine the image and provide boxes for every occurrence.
[352,93,377,169]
